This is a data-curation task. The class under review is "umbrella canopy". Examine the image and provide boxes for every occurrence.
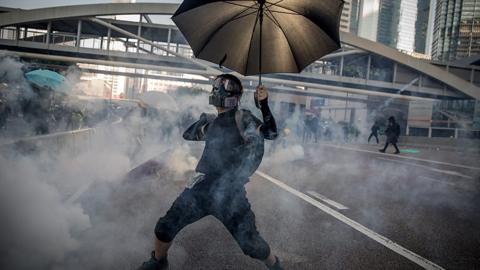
[25,69,69,93]
[172,0,344,76]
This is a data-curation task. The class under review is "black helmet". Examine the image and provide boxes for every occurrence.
[209,74,243,108]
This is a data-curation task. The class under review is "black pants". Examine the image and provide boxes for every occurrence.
[154,175,271,260]
[382,142,399,152]
[368,132,379,144]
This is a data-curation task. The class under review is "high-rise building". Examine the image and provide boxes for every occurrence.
[349,0,362,35]
[432,0,480,62]
[377,0,400,48]
[397,0,418,52]
[340,0,352,32]
[357,0,432,55]
[358,0,380,41]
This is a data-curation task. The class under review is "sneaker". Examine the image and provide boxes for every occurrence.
[266,256,284,270]
[137,251,168,270]
[379,149,385,153]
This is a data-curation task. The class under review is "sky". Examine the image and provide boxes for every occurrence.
[0,0,181,9]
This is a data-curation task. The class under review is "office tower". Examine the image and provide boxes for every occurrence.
[432,0,480,61]
[341,0,352,32]
[357,0,432,55]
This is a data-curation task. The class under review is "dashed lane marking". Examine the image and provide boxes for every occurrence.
[306,190,349,210]
[255,170,445,270]
[377,157,473,179]
[318,143,480,171]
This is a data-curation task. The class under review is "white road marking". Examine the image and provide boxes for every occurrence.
[418,176,457,187]
[255,170,445,270]
[306,190,349,210]
[377,157,473,179]
[319,143,480,171]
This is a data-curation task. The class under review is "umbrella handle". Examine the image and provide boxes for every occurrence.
[254,91,261,108]
[255,2,265,109]
[254,75,262,108]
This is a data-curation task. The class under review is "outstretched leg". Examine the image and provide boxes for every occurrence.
[218,188,283,269]
[393,143,400,154]
[138,187,207,270]
[379,142,389,153]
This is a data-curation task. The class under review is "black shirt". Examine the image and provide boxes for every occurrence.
[195,109,244,176]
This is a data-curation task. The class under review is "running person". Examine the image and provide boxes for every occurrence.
[137,74,283,270]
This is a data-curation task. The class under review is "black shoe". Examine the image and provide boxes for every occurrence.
[379,149,385,153]
[137,251,168,270]
[266,256,284,270]
[394,151,400,154]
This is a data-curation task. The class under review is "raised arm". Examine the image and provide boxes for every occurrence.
[256,85,278,140]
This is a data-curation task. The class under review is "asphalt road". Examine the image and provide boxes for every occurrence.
[78,142,480,270]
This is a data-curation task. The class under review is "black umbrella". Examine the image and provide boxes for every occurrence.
[172,0,343,78]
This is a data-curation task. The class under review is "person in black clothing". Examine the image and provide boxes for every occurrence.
[368,121,380,144]
[379,116,401,154]
[137,74,282,270]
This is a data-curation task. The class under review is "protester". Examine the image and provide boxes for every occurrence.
[368,121,380,144]
[137,74,282,270]
[379,116,401,154]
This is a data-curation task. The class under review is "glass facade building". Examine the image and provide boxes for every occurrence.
[432,0,480,61]
[357,0,432,55]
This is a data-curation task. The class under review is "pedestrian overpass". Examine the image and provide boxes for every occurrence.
[2,3,480,138]
[1,3,479,102]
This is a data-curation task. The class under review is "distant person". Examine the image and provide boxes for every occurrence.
[0,97,11,131]
[137,74,282,270]
[368,121,380,144]
[310,115,319,143]
[379,116,400,154]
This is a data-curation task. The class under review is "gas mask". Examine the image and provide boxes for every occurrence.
[209,76,242,108]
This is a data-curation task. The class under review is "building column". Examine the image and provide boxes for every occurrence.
[76,20,82,49]
[106,28,111,52]
[366,54,371,81]
[137,15,142,53]
[46,21,52,46]
[392,63,397,83]
[167,28,172,56]
[15,26,20,45]
[339,55,344,76]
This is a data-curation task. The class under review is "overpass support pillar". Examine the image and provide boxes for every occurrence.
[167,28,172,56]
[76,20,82,49]
[46,21,52,46]
[340,55,344,76]
[106,28,111,52]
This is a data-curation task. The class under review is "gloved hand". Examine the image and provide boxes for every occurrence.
[254,85,269,108]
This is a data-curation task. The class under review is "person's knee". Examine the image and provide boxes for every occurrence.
[154,218,176,242]
[239,236,271,260]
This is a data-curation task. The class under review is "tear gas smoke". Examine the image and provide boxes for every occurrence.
[1,56,477,270]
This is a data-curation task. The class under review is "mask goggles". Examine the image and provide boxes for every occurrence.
[209,77,242,108]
